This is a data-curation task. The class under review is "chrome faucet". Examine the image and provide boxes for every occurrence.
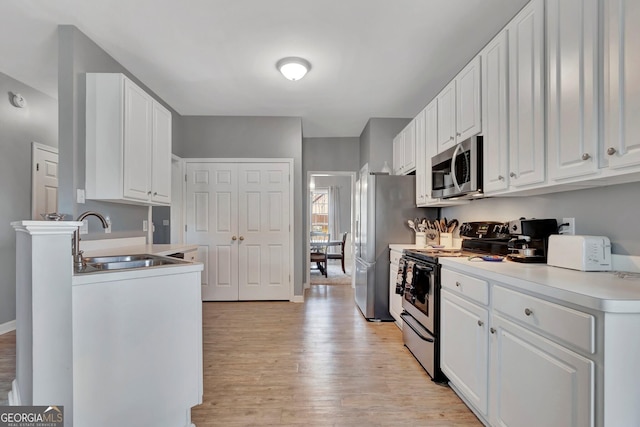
[73,211,109,269]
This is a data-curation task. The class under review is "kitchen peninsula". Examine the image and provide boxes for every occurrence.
[11,221,203,427]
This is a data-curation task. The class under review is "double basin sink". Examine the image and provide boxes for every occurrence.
[75,254,189,274]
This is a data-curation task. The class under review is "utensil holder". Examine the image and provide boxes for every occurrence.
[415,232,426,247]
[452,237,463,249]
[440,232,453,248]
[425,230,439,246]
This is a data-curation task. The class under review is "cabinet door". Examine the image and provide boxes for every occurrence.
[392,133,404,175]
[437,81,457,153]
[415,109,427,205]
[423,101,438,203]
[151,101,172,204]
[482,30,510,193]
[402,119,416,173]
[547,0,599,181]
[456,56,482,141]
[441,290,489,416]
[508,0,546,187]
[123,79,152,201]
[605,0,640,169]
[490,314,594,427]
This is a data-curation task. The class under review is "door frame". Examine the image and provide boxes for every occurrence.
[305,171,357,289]
[170,154,186,244]
[183,158,295,301]
[31,142,59,220]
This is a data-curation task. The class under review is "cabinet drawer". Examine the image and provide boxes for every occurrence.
[493,286,595,354]
[441,269,489,305]
[390,250,403,265]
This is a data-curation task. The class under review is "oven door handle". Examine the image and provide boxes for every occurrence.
[400,312,434,342]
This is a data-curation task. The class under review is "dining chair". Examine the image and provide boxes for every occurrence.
[310,232,329,277]
[327,231,348,274]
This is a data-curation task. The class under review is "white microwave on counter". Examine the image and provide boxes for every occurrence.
[431,136,483,199]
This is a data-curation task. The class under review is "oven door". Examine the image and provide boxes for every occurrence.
[402,262,435,333]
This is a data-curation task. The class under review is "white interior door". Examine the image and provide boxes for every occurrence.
[185,161,292,301]
[237,163,291,300]
[185,162,238,301]
[31,143,59,219]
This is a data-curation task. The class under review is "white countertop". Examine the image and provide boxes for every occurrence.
[439,257,640,313]
[389,244,424,252]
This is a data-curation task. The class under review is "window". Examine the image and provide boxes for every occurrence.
[311,189,328,234]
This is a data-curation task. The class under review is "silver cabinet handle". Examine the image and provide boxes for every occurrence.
[510,172,517,178]
[607,147,617,156]
[490,327,496,334]
[582,153,591,161]
[498,175,504,181]
[232,236,237,241]
[524,308,533,316]
[239,236,245,241]
[455,281,461,287]
[477,320,484,327]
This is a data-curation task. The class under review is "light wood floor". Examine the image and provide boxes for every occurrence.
[0,284,481,426]
[191,284,481,426]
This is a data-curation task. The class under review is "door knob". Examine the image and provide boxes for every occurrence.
[490,328,496,334]
[498,175,504,181]
[239,236,245,241]
[153,192,158,196]
[524,308,533,316]
[456,132,462,136]
[232,236,237,241]
[477,320,484,327]
[147,191,152,195]
[581,153,591,161]
[607,147,617,156]
[510,172,517,178]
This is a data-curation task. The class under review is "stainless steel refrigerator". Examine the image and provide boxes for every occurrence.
[354,172,430,321]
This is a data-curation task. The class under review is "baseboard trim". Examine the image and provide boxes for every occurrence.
[0,320,16,335]
[8,379,21,405]
[291,295,304,303]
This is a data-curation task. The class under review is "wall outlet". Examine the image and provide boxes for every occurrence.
[143,220,148,232]
[76,189,85,204]
[105,216,112,234]
[80,220,89,235]
[562,217,575,235]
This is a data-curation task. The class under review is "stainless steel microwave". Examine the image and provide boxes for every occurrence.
[431,136,483,199]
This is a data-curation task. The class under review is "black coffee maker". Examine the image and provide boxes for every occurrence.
[507,218,558,263]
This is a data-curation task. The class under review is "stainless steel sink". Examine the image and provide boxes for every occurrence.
[75,254,189,274]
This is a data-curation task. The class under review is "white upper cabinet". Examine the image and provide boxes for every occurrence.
[482,29,510,194]
[393,120,416,175]
[456,56,482,142]
[507,0,546,188]
[437,57,482,154]
[415,108,428,205]
[605,0,640,170]
[86,73,172,206]
[437,81,457,152]
[547,0,600,181]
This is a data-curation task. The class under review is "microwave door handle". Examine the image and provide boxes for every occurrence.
[451,143,463,192]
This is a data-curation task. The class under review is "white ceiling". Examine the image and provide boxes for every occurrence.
[0,0,529,137]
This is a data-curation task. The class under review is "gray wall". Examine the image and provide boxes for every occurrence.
[359,118,411,171]
[177,116,304,295]
[0,72,58,325]
[442,182,640,256]
[57,25,181,236]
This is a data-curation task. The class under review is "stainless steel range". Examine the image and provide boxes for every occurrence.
[397,221,510,383]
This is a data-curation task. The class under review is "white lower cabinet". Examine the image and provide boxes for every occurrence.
[490,314,594,427]
[441,289,489,417]
[440,266,597,426]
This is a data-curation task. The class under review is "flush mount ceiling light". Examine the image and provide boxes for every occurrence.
[276,57,311,81]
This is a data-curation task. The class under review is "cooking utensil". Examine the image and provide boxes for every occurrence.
[407,220,417,232]
[447,219,458,233]
[440,218,447,231]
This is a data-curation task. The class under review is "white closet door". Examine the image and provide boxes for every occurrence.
[186,163,239,301]
[237,163,291,300]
